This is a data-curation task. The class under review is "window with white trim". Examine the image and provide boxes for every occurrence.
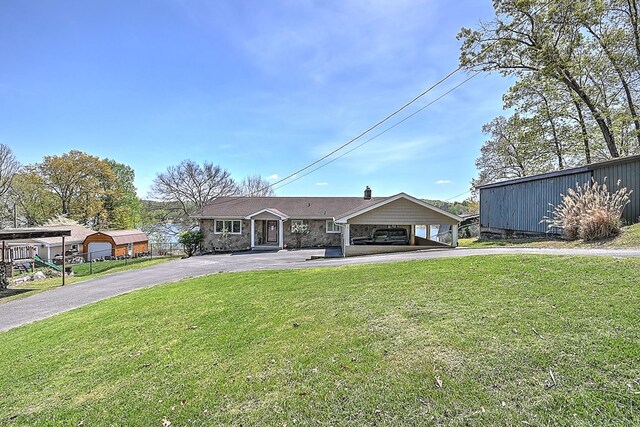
[291,219,304,231]
[326,220,340,233]
[214,219,242,234]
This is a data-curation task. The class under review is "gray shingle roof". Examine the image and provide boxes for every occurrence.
[194,197,387,220]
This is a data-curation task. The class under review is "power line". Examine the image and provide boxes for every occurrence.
[207,1,553,206]
[267,66,463,189]
[444,190,471,202]
[273,72,481,191]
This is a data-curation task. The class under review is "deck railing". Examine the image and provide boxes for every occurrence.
[3,245,36,262]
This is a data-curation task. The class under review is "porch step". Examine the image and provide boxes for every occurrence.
[251,246,280,252]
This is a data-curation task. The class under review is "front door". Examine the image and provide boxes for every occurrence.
[266,220,278,243]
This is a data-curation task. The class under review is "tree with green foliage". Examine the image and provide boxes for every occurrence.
[102,159,142,229]
[178,230,203,257]
[10,169,58,227]
[36,150,116,225]
[460,0,640,189]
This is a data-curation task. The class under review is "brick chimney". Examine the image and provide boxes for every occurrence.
[364,186,372,200]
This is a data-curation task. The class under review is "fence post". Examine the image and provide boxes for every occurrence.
[89,252,92,275]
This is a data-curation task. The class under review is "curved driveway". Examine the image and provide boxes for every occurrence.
[2,247,640,332]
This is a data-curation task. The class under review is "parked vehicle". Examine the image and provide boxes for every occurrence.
[351,228,409,245]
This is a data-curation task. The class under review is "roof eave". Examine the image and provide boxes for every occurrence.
[335,193,462,223]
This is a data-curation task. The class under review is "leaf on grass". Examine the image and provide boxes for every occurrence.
[435,376,443,388]
[545,369,557,388]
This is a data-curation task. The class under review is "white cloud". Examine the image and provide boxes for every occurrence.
[436,179,451,184]
[315,182,329,186]
[267,174,279,180]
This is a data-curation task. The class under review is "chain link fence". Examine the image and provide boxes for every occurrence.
[9,242,184,278]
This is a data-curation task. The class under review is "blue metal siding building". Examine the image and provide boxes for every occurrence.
[478,155,640,237]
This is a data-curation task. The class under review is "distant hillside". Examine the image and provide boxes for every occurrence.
[424,199,478,216]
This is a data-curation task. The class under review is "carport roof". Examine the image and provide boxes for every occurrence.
[10,224,94,246]
[0,228,72,241]
[334,193,463,223]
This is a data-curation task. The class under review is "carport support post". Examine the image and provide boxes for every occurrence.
[250,219,255,248]
[343,224,350,246]
[62,236,66,286]
[451,224,458,247]
[278,219,284,249]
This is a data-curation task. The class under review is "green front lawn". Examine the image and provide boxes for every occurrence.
[2,255,639,425]
[72,256,169,277]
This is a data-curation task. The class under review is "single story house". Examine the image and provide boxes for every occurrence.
[6,224,94,262]
[478,154,640,237]
[193,188,462,257]
[83,230,149,259]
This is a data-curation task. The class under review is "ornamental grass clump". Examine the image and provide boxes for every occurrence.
[544,178,631,241]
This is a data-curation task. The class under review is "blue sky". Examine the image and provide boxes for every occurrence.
[0,0,509,201]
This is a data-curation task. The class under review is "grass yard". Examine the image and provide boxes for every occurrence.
[1,255,639,426]
[0,257,179,304]
[72,256,169,277]
[460,222,640,249]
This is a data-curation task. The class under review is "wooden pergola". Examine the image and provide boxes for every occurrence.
[0,228,72,289]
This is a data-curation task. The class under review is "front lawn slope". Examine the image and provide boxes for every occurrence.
[1,256,639,426]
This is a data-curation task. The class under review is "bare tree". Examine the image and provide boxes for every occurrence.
[239,174,275,197]
[0,144,19,198]
[150,160,237,218]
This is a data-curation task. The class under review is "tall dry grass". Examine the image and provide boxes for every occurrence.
[544,178,631,241]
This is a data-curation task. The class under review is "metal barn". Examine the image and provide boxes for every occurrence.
[478,155,640,237]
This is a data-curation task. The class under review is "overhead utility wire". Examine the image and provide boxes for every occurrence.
[208,1,552,205]
[266,66,463,189]
[272,71,482,191]
[264,0,552,191]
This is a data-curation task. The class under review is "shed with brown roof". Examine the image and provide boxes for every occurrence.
[83,230,149,259]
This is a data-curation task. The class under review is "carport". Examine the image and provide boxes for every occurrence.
[334,193,462,257]
[1,228,72,288]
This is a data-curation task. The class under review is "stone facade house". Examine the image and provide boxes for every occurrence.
[193,188,462,256]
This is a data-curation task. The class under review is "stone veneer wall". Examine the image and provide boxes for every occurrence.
[283,219,341,248]
[199,218,399,251]
[200,219,252,252]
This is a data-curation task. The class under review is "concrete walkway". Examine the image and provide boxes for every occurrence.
[2,247,640,332]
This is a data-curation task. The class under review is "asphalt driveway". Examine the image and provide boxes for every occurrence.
[2,246,640,332]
